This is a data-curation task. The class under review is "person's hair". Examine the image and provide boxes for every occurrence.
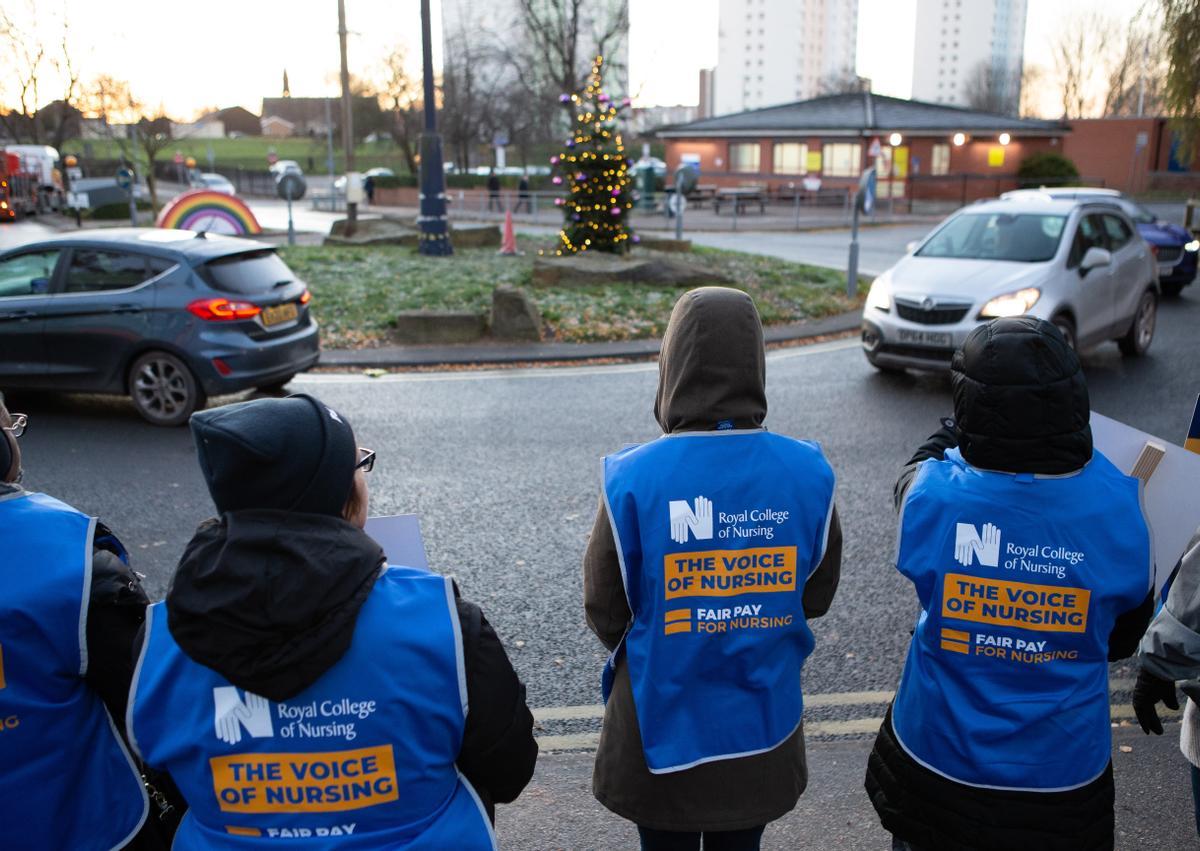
[342,474,365,523]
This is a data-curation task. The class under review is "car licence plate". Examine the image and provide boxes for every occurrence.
[896,328,952,347]
[261,302,299,327]
[1158,263,1175,276]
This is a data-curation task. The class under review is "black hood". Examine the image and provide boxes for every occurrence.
[166,510,385,701]
[654,287,767,434]
[951,317,1092,475]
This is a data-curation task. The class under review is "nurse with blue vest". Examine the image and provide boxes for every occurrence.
[128,395,536,848]
[0,396,150,850]
[585,287,843,851]
[865,318,1156,851]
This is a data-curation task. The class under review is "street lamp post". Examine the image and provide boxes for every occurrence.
[417,0,452,255]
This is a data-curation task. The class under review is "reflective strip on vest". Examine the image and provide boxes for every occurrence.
[603,430,836,773]
[129,566,495,849]
[0,491,148,850]
[892,448,1152,791]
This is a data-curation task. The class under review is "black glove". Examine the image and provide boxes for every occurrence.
[1132,668,1180,735]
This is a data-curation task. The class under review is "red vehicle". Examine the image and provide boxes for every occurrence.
[0,153,38,221]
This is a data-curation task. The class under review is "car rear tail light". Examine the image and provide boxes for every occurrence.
[187,298,262,321]
[299,289,312,305]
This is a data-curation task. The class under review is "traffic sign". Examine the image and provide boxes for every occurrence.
[115,167,134,191]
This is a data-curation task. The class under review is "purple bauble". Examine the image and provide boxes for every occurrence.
[566,139,575,148]
[598,93,610,102]
[559,93,571,103]
[622,97,631,107]
[550,155,559,165]
[552,175,563,185]
[575,172,586,181]
[610,207,620,215]
[554,198,564,206]
[632,235,641,243]
[610,188,620,196]
[572,214,581,221]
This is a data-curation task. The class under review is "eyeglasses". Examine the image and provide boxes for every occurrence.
[355,447,376,473]
[2,413,27,439]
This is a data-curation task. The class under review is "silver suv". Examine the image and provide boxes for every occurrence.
[861,198,1159,372]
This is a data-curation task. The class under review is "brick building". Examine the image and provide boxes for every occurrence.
[1064,117,1198,195]
[658,92,1070,204]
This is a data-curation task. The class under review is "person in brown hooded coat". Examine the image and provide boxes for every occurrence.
[583,287,843,850]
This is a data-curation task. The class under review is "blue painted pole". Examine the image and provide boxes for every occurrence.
[417,0,452,256]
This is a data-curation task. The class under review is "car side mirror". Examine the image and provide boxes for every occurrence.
[1079,247,1111,276]
[30,277,50,294]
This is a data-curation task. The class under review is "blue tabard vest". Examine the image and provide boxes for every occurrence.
[129,565,495,849]
[603,429,836,773]
[892,448,1152,791]
[0,491,148,850]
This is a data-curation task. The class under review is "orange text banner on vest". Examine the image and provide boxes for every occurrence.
[210,744,399,814]
[941,573,1090,633]
[663,546,797,600]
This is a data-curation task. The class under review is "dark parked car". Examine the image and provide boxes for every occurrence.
[0,229,319,425]
[1002,188,1199,296]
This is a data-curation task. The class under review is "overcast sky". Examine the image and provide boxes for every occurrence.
[1,0,1152,118]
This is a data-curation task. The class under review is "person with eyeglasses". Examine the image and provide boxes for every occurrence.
[127,394,537,848]
[0,394,159,849]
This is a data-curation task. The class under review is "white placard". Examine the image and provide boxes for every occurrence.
[1091,412,1200,591]
[364,514,429,570]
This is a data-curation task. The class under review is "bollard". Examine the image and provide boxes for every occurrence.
[732,198,739,232]
[793,192,801,229]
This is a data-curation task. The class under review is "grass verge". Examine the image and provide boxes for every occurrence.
[279,237,863,349]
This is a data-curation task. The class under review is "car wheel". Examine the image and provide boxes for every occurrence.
[128,351,205,427]
[1051,315,1076,351]
[255,374,297,395]
[1118,290,1157,357]
[1161,280,1184,298]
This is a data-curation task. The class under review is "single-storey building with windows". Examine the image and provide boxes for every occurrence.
[657,92,1072,205]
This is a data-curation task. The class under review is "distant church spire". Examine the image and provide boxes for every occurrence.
[283,69,291,98]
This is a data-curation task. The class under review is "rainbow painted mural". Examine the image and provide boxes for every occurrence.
[155,190,262,236]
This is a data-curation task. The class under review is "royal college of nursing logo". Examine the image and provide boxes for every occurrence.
[954,522,1002,568]
[213,686,274,745]
[668,496,714,544]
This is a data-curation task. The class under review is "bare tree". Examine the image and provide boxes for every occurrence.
[963,61,1021,115]
[517,0,629,118]
[817,69,868,96]
[1104,16,1168,117]
[378,47,423,175]
[441,9,498,170]
[0,3,80,147]
[1052,13,1118,119]
[1018,65,1047,118]
[133,115,173,214]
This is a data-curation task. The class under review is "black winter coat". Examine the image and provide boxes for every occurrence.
[865,319,1153,850]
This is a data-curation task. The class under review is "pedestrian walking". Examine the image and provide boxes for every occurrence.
[1131,530,1200,836]
[487,168,502,212]
[0,394,161,849]
[128,395,537,847]
[865,317,1156,851]
[585,287,843,851]
[516,175,531,213]
[363,173,376,205]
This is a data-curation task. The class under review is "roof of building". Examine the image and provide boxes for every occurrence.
[659,92,1069,138]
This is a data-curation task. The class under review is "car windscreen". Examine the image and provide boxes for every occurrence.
[198,250,294,295]
[915,212,1067,263]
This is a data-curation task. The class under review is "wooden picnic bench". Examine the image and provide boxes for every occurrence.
[713,187,766,215]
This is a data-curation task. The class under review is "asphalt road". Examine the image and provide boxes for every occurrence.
[3,214,1200,845]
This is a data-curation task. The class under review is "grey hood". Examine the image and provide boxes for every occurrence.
[654,287,767,434]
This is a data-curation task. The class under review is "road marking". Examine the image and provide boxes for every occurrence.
[535,703,1178,752]
[292,338,859,385]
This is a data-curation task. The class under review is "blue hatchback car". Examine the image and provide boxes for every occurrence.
[1002,188,1199,296]
[0,229,319,425]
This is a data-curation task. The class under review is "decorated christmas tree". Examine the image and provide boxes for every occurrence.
[548,55,636,255]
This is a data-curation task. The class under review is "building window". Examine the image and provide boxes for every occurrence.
[931,143,951,175]
[729,143,761,172]
[822,143,862,177]
[773,142,809,174]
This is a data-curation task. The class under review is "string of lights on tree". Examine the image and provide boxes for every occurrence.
[545,55,638,256]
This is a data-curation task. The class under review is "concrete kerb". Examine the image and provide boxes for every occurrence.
[318,309,863,369]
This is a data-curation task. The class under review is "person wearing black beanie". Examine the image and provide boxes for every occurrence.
[0,395,155,848]
[128,394,537,847]
[865,318,1156,851]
